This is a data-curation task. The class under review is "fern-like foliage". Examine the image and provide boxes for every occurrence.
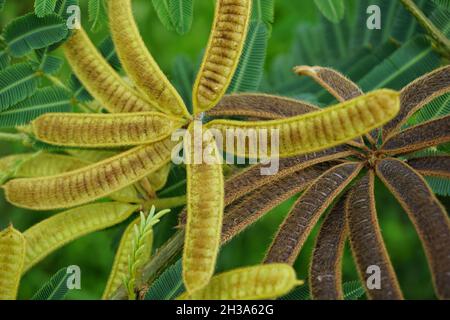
[314,0,345,23]
[31,267,71,300]
[144,259,184,300]
[280,280,365,300]
[34,0,58,17]
[152,0,193,35]
[88,0,107,32]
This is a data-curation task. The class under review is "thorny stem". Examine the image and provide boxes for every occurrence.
[110,229,185,300]
[142,195,187,211]
[400,0,450,59]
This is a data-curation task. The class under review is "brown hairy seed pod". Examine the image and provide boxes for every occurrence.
[407,156,450,179]
[383,65,450,140]
[108,0,190,118]
[3,138,176,210]
[310,197,347,300]
[22,203,138,273]
[382,115,450,155]
[64,28,156,113]
[193,0,253,114]
[207,93,319,119]
[264,162,363,264]
[376,159,450,299]
[0,226,25,300]
[207,90,400,158]
[294,66,363,102]
[32,112,186,148]
[183,123,224,293]
[177,264,301,300]
[346,172,403,300]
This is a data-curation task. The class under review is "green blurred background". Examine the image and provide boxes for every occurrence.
[0,0,448,300]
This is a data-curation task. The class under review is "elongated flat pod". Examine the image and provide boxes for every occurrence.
[264,162,363,264]
[0,226,25,300]
[64,28,155,113]
[207,90,400,158]
[383,65,450,140]
[222,165,326,243]
[33,112,186,148]
[22,203,138,273]
[0,154,30,172]
[193,0,253,114]
[294,66,363,102]
[407,156,450,179]
[183,123,224,292]
[346,172,403,300]
[103,216,148,299]
[177,264,301,300]
[376,159,450,299]
[223,146,354,205]
[108,0,190,118]
[207,93,319,120]
[310,197,347,300]
[4,138,175,210]
[382,115,450,155]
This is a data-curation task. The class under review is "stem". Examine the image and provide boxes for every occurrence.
[142,196,187,211]
[157,179,187,197]
[400,0,450,59]
[110,229,185,300]
[0,132,28,143]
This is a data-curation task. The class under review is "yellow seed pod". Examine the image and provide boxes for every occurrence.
[207,89,400,158]
[108,0,190,118]
[23,202,138,273]
[102,216,152,299]
[193,0,252,114]
[3,138,176,210]
[177,264,302,300]
[64,28,156,113]
[15,153,90,177]
[32,112,186,148]
[183,123,224,292]
[0,154,30,172]
[0,226,25,300]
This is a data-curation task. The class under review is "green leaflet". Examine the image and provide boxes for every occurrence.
[152,0,194,35]
[0,50,10,70]
[2,13,68,57]
[425,176,450,196]
[34,0,58,17]
[359,36,440,91]
[228,22,268,93]
[88,0,107,32]
[0,63,39,111]
[432,0,450,10]
[0,0,5,12]
[31,267,71,300]
[144,259,185,300]
[0,86,72,128]
[39,54,63,74]
[252,0,274,29]
[314,0,345,23]
[171,55,195,112]
[410,93,450,126]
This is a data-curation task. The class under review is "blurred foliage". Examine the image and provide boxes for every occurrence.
[0,0,448,300]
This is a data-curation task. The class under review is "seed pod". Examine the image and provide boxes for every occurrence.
[265,162,363,264]
[193,0,253,114]
[0,226,25,300]
[108,0,190,118]
[4,138,175,210]
[383,65,450,140]
[183,123,224,292]
[346,172,403,300]
[376,159,450,299]
[208,93,319,120]
[23,202,138,273]
[64,28,156,113]
[310,197,347,300]
[294,66,363,101]
[207,90,400,158]
[407,156,450,179]
[33,112,186,148]
[103,216,150,300]
[382,115,450,155]
[177,264,301,300]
